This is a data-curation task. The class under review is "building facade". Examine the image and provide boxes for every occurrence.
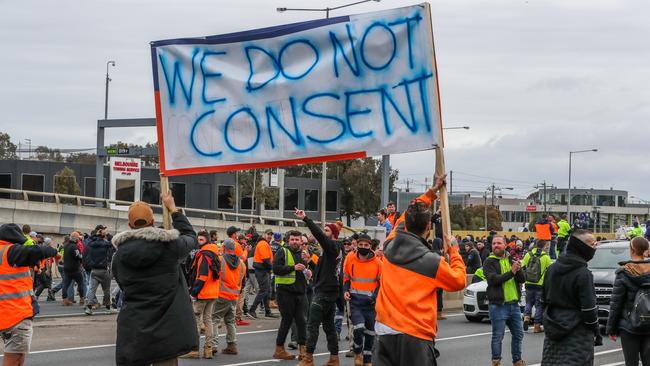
[0,159,342,221]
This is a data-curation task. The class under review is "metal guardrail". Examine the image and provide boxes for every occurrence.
[0,188,309,227]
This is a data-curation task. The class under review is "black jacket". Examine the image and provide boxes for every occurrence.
[111,213,198,366]
[303,217,341,295]
[479,246,490,265]
[0,223,57,268]
[63,240,83,274]
[606,260,650,335]
[84,235,114,270]
[465,248,482,274]
[542,253,598,340]
[273,246,308,295]
[483,253,525,305]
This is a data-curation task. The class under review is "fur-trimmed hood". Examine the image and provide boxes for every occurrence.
[112,227,182,269]
[112,227,180,247]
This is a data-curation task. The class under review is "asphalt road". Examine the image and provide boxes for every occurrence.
[3,310,628,366]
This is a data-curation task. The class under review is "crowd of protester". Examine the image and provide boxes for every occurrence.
[2,175,650,366]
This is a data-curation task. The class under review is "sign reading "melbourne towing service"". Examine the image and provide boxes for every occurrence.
[151,3,441,176]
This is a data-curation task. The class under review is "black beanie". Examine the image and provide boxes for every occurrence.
[566,235,596,262]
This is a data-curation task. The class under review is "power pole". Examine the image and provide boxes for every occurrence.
[490,184,496,207]
[484,192,488,230]
[534,181,548,214]
[449,170,453,195]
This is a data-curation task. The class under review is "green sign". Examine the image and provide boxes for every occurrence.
[106,147,129,155]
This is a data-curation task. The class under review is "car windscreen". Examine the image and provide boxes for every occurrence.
[588,247,629,269]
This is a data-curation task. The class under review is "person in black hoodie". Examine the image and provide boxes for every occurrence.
[606,237,650,366]
[464,242,482,274]
[0,223,57,366]
[84,225,115,315]
[111,192,198,366]
[541,229,600,366]
[62,231,85,306]
[295,208,343,366]
[272,230,310,361]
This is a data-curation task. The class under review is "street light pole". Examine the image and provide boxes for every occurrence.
[567,149,597,225]
[105,61,116,120]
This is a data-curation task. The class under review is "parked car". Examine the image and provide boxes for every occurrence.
[588,241,631,329]
[463,280,526,322]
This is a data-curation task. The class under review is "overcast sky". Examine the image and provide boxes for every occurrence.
[1,0,648,200]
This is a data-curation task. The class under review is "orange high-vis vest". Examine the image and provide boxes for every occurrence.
[253,240,273,264]
[197,244,221,300]
[218,256,245,301]
[535,223,552,241]
[344,254,382,297]
[0,242,34,330]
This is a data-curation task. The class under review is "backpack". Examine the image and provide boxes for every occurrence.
[629,283,650,330]
[187,250,220,288]
[524,250,544,283]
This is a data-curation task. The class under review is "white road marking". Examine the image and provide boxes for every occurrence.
[528,348,622,366]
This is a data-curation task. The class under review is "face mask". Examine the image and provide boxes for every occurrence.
[357,247,371,256]
[567,235,596,262]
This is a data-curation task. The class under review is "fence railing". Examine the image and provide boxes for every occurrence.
[0,188,309,227]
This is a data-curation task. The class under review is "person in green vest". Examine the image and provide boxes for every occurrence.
[627,222,644,239]
[472,267,486,283]
[22,225,35,246]
[521,240,552,333]
[557,214,571,256]
[271,230,310,361]
[483,236,526,366]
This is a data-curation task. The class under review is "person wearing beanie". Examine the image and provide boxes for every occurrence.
[294,208,344,366]
[0,223,57,366]
[211,238,246,357]
[343,234,383,366]
[111,192,198,366]
[541,229,600,365]
[181,230,221,359]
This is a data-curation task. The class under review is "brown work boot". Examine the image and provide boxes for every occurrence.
[204,345,213,359]
[491,360,501,366]
[324,354,340,366]
[179,350,200,359]
[273,345,296,360]
[513,360,526,366]
[533,324,544,333]
[354,353,363,366]
[62,298,72,306]
[437,311,446,320]
[363,364,372,366]
[298,345,307,360]
[269,299,279,309]
[79,297,85,305]
[297,352,314,366]
[222,342,238,355]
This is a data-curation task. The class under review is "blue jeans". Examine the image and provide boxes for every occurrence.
[489,302,524,362]
[524,287,544,324]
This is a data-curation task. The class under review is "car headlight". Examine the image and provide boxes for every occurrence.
[464,289,475,297]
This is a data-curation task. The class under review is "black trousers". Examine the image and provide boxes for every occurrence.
[250,271,271,313]
[62,270,85,300]
[374,333,437,366]
[306,292,338,355]
[276,290,307,346]
[621,330,650,366]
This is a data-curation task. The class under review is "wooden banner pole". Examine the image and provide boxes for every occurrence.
[424,2,452,251]
[160,174,171,230]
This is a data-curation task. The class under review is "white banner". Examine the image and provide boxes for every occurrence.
[151,3,440,176]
